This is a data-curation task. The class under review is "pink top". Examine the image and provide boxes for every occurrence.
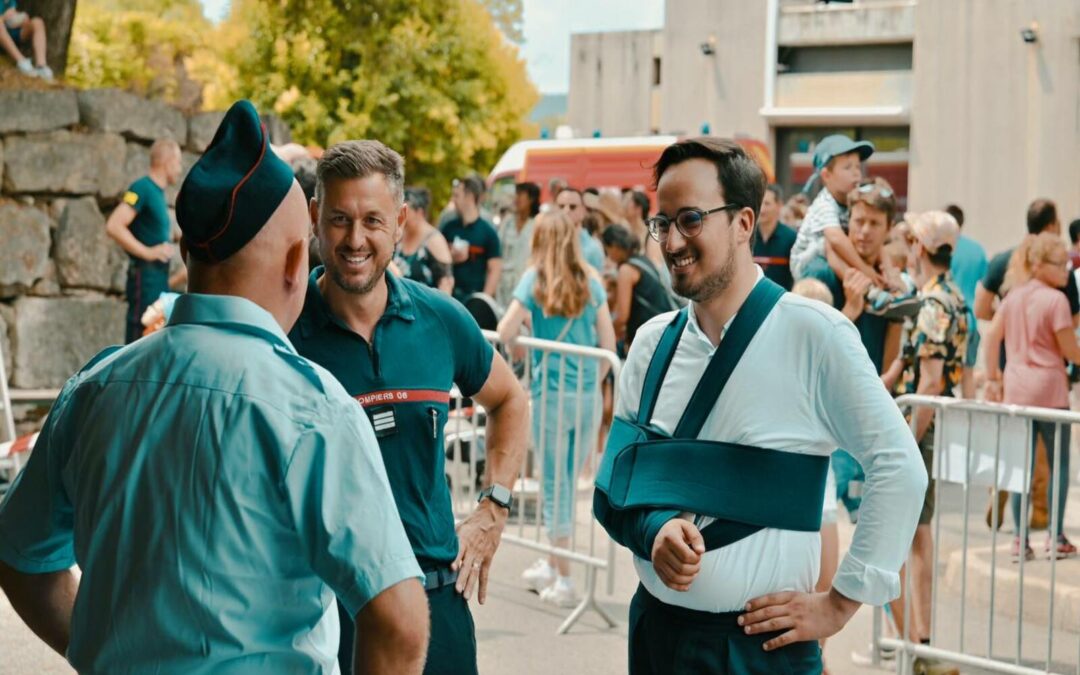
[1001,278,1073,408]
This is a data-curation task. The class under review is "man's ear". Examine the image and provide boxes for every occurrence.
[394,203,407,245]
[285,236,308,290]
[736,207,757,246]
[179,237,189,263]
[308,199,320,237]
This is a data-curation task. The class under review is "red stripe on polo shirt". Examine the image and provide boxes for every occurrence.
[355,389,451,408]
[753,256,789,266]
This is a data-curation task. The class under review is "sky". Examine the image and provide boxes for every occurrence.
[197,0,664,94]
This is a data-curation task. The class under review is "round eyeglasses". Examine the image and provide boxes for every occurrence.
[646,204,741,243]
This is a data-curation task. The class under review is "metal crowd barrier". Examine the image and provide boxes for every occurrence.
[442,330,620,635]
[874,395,1080,675]
[0,356,22,491]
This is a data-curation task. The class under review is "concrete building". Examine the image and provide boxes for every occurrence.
[568,0,1079,255]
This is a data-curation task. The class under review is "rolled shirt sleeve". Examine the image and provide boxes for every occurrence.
[284,397,422,618]
[814,320,927,606]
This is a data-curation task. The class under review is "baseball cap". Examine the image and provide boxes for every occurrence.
[813,134,875,170]
[911,211,960,254]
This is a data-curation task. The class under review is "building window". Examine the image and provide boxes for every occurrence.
[652,57,661,86]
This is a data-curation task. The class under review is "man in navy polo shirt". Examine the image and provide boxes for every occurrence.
[290,140,529,675]
[105,138,183,343]
[752,184,796,291]
[441,174,502,302]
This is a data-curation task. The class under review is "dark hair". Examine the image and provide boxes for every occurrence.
[293,159,317,201]
[630,190,650,221]
[317,140,405,205]
[582,212,600,236]
[455,174,485,200]
[601,223,640,253]
[404,186,431,214]
[515,181,541,217]
[765,184,783,202]
[584,187,600,197]
[927,243,953,268]
[653,137,765,223]
[943,203,964,228]
[1070,218,1080,245]
[847,177,897,226]
[1027,198,1057,235]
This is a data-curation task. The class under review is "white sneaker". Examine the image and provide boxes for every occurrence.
[34,65,53,81]
[521,558,555,593]
[539,582,579,609]
[17,58,34,76]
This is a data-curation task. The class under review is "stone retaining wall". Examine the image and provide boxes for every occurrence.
[0,87,289,396]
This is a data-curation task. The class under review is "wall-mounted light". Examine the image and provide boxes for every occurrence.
[700,35,717,56]
[1020,21,1039,44]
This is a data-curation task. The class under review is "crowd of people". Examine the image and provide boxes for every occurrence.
[0,94,1077,675]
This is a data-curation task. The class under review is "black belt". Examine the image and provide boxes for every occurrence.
[423,567,459,592]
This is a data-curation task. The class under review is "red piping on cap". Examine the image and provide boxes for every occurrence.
[193,121,270,260]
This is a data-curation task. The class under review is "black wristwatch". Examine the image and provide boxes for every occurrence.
[477,484,513,511]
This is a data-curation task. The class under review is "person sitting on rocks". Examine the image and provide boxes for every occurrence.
[0,0,52,80]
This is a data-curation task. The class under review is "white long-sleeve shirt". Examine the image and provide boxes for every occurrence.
[620,271,927,612]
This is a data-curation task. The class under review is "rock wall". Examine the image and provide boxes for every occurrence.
[0,87,288,394]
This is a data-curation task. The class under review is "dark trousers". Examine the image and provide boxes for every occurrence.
[125,263,168,343]
[337,583,478,675]
[629,585,822,675]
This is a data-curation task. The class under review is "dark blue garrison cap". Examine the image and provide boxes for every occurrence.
[176,100,295,262]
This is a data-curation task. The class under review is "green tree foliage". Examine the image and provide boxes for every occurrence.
[214,0,538,208]
[65,0,215,110]
[480,0,524,44]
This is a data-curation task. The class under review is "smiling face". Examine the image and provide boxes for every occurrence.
[313,173,405,296]
[655,158,753,303]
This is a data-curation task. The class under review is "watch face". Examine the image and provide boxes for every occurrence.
[491,485,512,504]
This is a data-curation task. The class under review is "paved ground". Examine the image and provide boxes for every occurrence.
[3,454,1079,674]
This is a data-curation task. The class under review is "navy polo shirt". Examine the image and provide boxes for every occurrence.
[753,222,797,291]
[289,269,495,569]
[440,215,501,299]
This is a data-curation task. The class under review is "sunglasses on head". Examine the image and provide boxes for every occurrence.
[857,182,893,199]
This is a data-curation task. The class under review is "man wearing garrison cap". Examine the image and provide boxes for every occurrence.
[0,100,429,674]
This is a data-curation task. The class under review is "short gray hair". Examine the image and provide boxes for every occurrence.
[315,140,405,206]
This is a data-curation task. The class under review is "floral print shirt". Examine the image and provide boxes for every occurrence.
[895,272,969,398]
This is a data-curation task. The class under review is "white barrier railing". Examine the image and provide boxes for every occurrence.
[0,353,23,492]
[442,330,620,634]
[874,395,1080,675]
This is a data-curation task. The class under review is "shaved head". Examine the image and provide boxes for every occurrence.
[186,180,311,330]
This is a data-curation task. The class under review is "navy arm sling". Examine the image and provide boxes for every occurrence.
[593,277,830,560]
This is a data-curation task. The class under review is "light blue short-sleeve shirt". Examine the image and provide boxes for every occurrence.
[579,229,606,272]
[513,268,606,395]
[0,293,421,674]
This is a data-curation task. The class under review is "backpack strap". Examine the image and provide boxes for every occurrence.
[673,278,785,438]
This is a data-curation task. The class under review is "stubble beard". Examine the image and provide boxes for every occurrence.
[670,229,738,303]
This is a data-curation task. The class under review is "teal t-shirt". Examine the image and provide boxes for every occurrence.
[513,267,607,396]
[0,294,421,674]
[289,270,495,569]
[950,234,988,310]
[122,176,171,262]
[803,255,889,373]
[579,229,605,272]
